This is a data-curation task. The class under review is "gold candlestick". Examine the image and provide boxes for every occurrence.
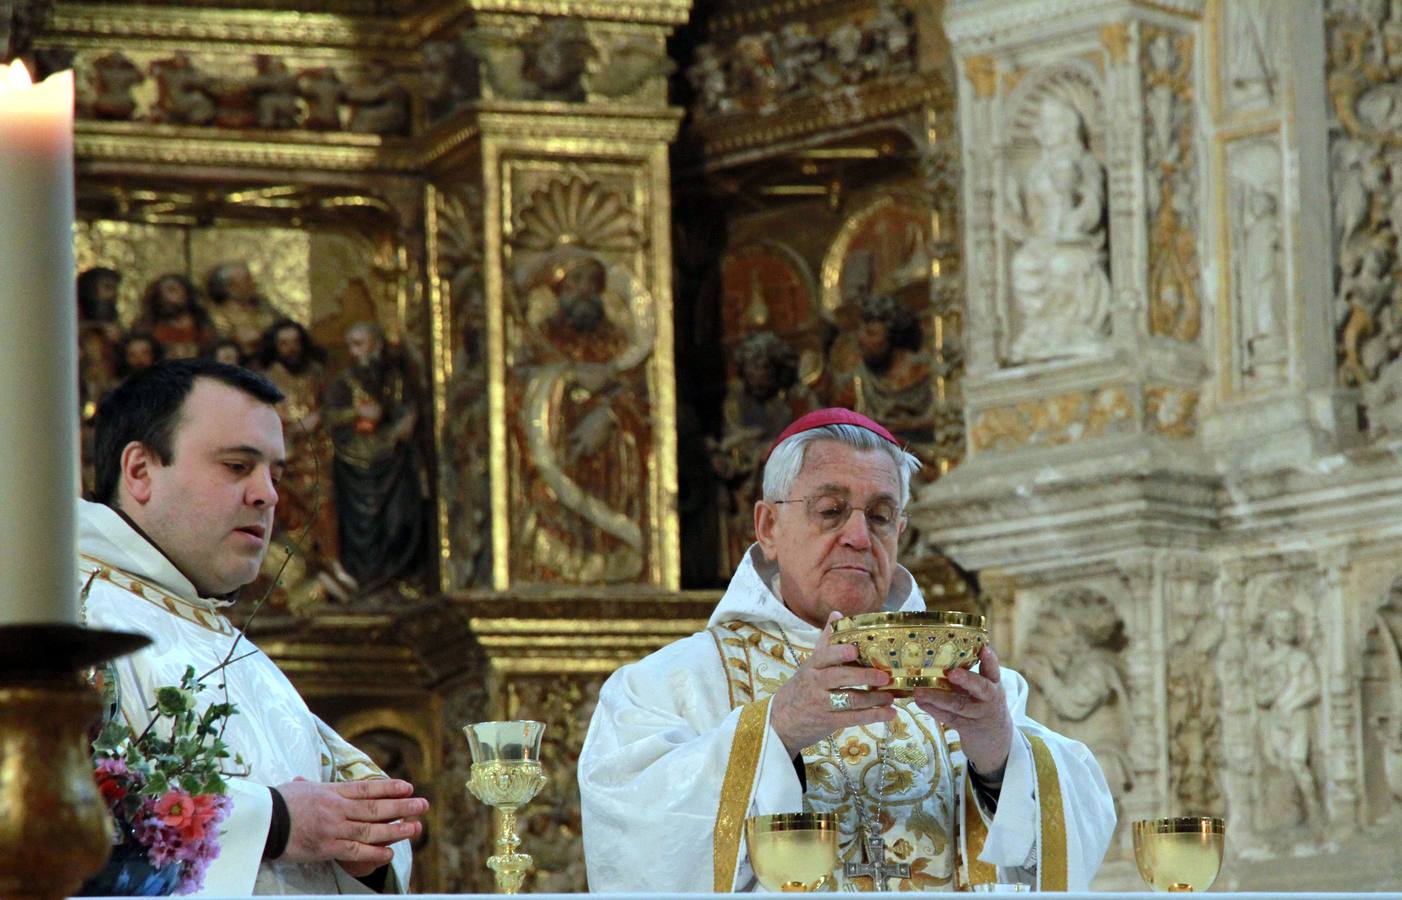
[0,624,150,900]
[464,721,547,894]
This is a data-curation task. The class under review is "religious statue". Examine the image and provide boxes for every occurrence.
[248,54,301,130]
[88,52,143,120]
[837,293,936,457]
[513,247,652,584]
[686,44,731,115]
[1252,606,1324,830]
[421,38,479,121]
[77,266,123,341]
[203,338,243,367]
[134,273,215,359]
[772,23,821,95]
[114,332,163,380]
[520,17,593,102]
[1003,95,1112,364]
[344,61,409,135]
[150,52,215,126]
[1238,185,1287,380]
[297,66,343,130]
[730,33,783,112]
[709,331,818,575]
[323,321,426,594]
[207,261,281,358]
[255,319,339,570]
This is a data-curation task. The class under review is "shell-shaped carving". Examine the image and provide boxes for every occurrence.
[512,176,641,252]
[1006,62,1105,148]
[435,187,482,270]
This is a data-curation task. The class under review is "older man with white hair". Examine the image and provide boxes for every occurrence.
[579,408,1115,892]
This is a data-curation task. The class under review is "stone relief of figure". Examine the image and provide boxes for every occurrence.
[513,247,653,584]
[207,260,282,359]
[150,52,215,125]
[708,331,819,575]
[247,54,301,130]
[1362,583,1402,822]
[1236,182,1288,381]
[134,273,215,360]
[863,0,917,79]
[88,51,143,120]
[1020,588,1133,813]
[322,321,426,595]
[1003,95,1112,364]
[1252,606,1324,831]
[298,66,343,130]
[521,17,593,102]
[772,23,822,95]
[587,35,675,100]
[731,33,784,112]
[344,61,409,135]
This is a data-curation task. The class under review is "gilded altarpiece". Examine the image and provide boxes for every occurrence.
[38,0,694,892]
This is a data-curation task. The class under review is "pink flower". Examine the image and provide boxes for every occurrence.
[155,789,204,840]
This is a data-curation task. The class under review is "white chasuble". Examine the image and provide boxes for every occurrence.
[579,545,1116,893]
[77,499,413,896]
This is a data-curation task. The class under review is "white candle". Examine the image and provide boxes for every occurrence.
[0,61,79,625]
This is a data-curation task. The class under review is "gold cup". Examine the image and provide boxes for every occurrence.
[745,813,838,892]
[464,721,547,894]
[830,611,987,693]
[1132,817,1225,893]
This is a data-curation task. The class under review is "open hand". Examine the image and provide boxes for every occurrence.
[770,611,895,757]
[911,645,1012,777]
[277,776,428,877]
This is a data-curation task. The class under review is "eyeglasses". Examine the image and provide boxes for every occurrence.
[772,494,906,538]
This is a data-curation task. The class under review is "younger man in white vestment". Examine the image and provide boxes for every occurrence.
[579,408,1115,892]
[80,358,427,895]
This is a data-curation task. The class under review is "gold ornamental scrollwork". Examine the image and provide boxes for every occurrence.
[970,386,1134,454]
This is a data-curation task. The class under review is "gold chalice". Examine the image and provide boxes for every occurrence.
[745,813,838,892]
[464,720,548,894]
[831,611,987,693]
[1132,817,1225,892]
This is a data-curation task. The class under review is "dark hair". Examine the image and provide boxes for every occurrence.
[93,358,284,505]
[859,293,923,353]
[255,318,326,369]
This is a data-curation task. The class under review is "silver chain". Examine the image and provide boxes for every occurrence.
[779,631,891,854]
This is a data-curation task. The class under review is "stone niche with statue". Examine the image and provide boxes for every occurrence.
[915,0,1402,890]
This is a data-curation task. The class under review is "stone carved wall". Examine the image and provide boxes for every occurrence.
[1327,0,1402,435]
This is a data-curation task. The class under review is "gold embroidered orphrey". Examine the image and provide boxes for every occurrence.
[707,619,1071,892]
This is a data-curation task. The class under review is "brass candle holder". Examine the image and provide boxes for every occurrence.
[464,720,547,894]
[0,624,149,900]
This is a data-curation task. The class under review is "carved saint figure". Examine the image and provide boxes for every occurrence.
[207,261,281,358]
[709,331,818,574]
[1004,96,1112,363]
[298,67,343,130]
[134,273,215,360]
[1238,186,1287,379]
[840,294,935,452]
[686,44,730,115]
[344,62,409,135]
[521,17,593,102]
[515,248,652,584]
[1253,606,1324,829]
[248,55,301,130]
[89,52,143,120]
[150,52,215,125]
[323,322,425,594]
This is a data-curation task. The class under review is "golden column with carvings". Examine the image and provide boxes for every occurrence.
[425,0,689,596]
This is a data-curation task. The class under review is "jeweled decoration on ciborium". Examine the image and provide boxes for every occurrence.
[464,720,547,894]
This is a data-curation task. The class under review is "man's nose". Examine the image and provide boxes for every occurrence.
[248,468,279,509]
[837,506,873,549]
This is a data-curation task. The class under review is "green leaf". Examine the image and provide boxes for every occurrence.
[154,686,190,717]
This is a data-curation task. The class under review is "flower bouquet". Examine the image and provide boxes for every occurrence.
[80,664,246,896]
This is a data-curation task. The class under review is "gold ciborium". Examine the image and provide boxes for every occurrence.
[1132,817,1225,892]
[464,721,547,894]
[745,813,838,892]
[831,611,987,693]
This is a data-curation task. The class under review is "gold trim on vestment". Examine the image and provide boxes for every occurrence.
[713,695,772,893]
[79,554,235,636]
[962,773,998,887]
[1028,734,1068,891]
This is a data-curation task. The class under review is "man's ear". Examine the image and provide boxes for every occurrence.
[120,442,155,505]
[754,499,780,562]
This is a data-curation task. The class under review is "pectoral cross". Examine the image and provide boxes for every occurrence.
[844,832,910,892]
